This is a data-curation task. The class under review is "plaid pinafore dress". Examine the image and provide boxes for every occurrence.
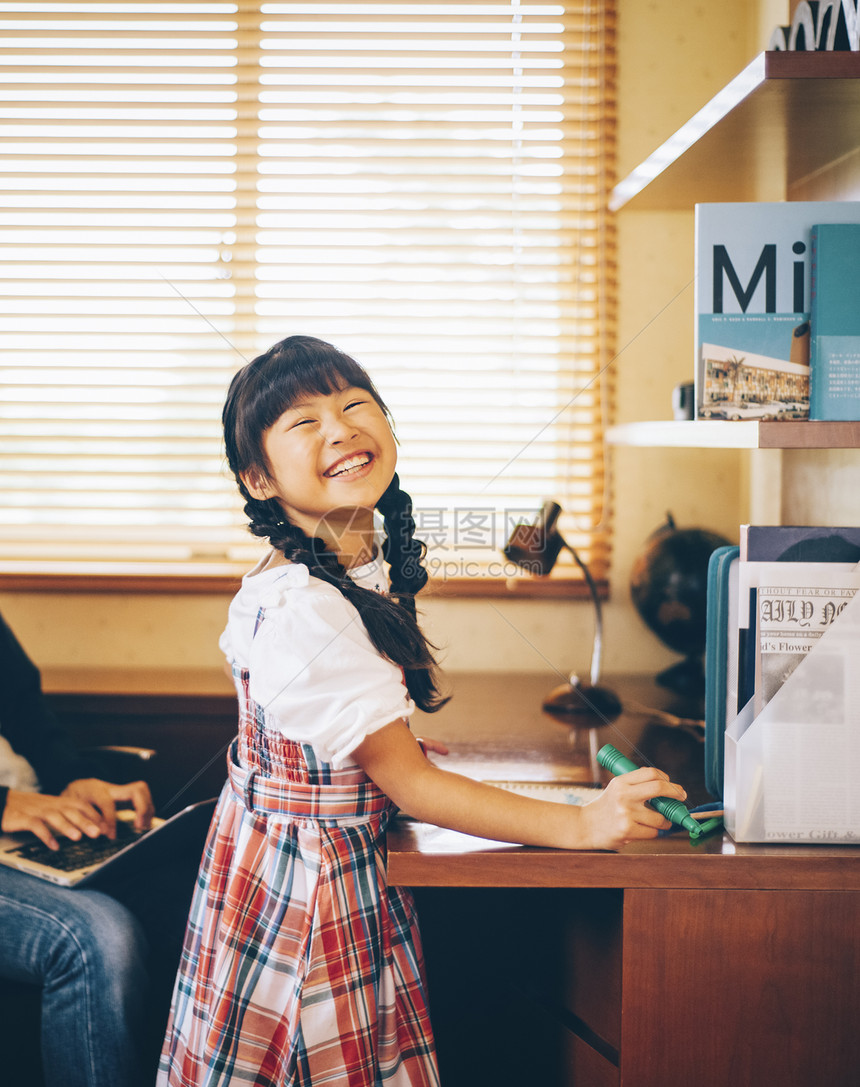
[158,601,439,1086]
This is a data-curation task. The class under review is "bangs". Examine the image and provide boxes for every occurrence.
[259,338,389,427]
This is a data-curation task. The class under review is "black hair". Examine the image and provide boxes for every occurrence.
[222,334,446,712]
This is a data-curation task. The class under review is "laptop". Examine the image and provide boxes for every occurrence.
[0,797,217,888]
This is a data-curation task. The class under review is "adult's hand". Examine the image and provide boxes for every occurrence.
[1,789,112,851]
[62,777,155,837]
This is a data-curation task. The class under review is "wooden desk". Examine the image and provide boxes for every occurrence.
[390,673,860,1087]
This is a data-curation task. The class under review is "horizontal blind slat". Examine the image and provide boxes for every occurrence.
[0,0,614,569]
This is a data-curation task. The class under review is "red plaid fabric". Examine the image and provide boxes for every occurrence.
[158,682,439,1086]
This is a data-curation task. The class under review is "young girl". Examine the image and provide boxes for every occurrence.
[158,335,686,1087]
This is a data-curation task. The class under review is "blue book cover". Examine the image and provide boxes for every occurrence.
[694,202,860,421]
[809,222,860,420]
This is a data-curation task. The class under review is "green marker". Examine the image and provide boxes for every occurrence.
[597,744,705,840]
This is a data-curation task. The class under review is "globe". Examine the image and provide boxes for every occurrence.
[630,514,731,694]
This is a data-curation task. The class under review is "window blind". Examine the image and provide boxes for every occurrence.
[0,0,616,581]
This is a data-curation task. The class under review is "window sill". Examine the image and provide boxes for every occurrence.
[0,561,602,600]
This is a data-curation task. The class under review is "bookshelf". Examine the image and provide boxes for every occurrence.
[611,51,860,211]
[611,49,860,455]
[607,420,860,450]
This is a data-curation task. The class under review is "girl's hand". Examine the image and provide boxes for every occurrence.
[415,736,449,758]
[579,767,687,851]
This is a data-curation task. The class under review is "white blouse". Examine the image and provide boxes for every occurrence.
[0,734,39,791]
[219,550,414,768]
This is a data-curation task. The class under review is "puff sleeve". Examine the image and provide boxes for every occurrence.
[246,568,414,767]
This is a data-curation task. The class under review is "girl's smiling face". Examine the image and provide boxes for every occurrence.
[243,383,398,546]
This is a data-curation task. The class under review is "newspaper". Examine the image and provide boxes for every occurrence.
[756,567,860,711]
[760,586,860,842]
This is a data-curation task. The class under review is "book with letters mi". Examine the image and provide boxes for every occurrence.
[694,201,860,421]
[809,222,860,420]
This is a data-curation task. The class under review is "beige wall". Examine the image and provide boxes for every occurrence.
[2,2,791,682]
[608,0,772,677]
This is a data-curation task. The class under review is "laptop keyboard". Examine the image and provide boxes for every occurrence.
[11,818,147,872]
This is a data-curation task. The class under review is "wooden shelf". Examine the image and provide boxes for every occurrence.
[610,51,860,457]
[606,419,860,449]
[611,51,860,211]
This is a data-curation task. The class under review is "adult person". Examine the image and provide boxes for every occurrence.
[0,609,197,1087]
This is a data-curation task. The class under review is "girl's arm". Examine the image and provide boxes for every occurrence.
[353,720,686,852]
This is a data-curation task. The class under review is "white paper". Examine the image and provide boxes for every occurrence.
[750,562,860,711]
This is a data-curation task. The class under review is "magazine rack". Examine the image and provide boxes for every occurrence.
[724,587,860,842]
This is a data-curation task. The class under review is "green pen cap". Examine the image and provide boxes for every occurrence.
[691,816,723,840]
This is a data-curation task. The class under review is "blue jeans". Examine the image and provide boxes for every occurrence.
[0,867,150,1087]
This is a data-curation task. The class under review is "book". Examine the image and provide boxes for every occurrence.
[704,544,739,799]
[396,781,602,822]
[694,201,860,421]
[486,781,602,805]
[740,524,860,563]
[809,222,860,420]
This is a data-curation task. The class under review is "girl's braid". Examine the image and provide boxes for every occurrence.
[243,493,445,710]
[377,473,429,610]
[243,495,346,587]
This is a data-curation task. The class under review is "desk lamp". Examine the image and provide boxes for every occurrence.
[503,500,622,724]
